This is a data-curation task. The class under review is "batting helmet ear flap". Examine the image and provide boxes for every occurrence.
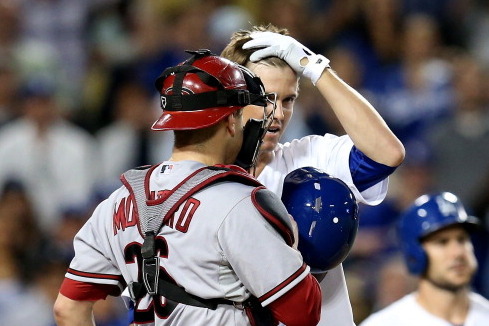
[399,230,428,275]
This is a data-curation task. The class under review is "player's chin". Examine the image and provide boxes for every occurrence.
[449,278,472,290]
[261,136,279,152]
[447,270,473,286]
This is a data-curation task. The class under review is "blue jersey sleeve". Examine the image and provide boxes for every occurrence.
[349,146,397,192]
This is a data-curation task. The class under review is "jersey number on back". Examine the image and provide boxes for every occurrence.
[124,236,178,323]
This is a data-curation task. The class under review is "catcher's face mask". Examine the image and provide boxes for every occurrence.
[234,91,276,170]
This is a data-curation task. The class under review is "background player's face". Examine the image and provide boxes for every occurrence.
[242,63,299,153]
[422,226,477,291]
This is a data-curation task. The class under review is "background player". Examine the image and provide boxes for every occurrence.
[53,51,322,326]
[360,192,489,326]
[220,24,405,325]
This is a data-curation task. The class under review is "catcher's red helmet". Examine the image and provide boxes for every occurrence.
[152,49,267,131]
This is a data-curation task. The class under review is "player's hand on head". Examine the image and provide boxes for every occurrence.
[243,32,311,75]
[243,31,330,85]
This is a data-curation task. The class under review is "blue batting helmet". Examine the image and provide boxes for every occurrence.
[281,167,359,273]
[398,192,480,275]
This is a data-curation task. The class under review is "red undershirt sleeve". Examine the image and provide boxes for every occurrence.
[268,273,322,326]
[60,278,122,301]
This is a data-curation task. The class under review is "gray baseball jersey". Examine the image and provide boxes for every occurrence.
[64,160,307,325]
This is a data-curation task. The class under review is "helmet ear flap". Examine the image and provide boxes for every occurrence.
[401,236,428,274]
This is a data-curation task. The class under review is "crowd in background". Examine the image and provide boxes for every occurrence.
[0,0,489,325]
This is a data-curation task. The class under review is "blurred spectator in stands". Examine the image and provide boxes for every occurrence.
[208,4,254,51]
[346,254,416,324]
[0,3,21,128]
[429,53,489,206]
[368,13,454,144]
[82,0,215,133]
[302,45,364,136]
[0,76,96,233]
[257,0,310,44]
[96,80,173,193]
[0,58,20,127]
[0,179,58,326]
[401,0,472,48]
[466,1,489,68]
[0,1,20,57]
[125,0,213,92]
[14,0,119,111]
[388,140,435,210]
[372,254,417,311]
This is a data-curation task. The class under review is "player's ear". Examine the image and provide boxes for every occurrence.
[226,112,237,137]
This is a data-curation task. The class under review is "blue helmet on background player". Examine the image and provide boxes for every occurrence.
[281,167,359,273]
[398,192,480,275]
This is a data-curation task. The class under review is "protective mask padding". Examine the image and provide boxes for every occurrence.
[233,65,270,170]
[240,65,267,107]
[234,118,267,170]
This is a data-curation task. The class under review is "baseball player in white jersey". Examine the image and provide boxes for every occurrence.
[54,51,322,325]
[360,192,489,326]
[221,24,405,325]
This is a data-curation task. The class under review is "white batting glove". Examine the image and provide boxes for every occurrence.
[243,31,330,85]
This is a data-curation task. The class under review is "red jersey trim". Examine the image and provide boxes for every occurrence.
[60,278,122,301]
[258,263,307,303]
[67,268,126,284]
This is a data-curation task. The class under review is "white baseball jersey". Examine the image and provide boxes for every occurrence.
[64,160,307,326]
[359,292,489,326]
[257,133,389,326]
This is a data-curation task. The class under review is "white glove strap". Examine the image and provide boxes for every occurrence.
[303,54,330,85]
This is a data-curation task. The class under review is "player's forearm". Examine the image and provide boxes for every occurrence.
[316,69,405,167]
[53,293,96,326]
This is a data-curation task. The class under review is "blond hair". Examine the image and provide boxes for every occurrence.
[220,24,290,68]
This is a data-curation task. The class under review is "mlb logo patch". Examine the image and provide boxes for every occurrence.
[161,164,173,174]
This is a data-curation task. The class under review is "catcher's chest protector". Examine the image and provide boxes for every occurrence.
[121,165,264,302]
[121,164,293,326]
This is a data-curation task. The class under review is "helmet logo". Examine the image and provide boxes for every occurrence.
[160,96,167,109]
[160,87,194,109]
[313,196,322,213]
[436,196,458,217]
